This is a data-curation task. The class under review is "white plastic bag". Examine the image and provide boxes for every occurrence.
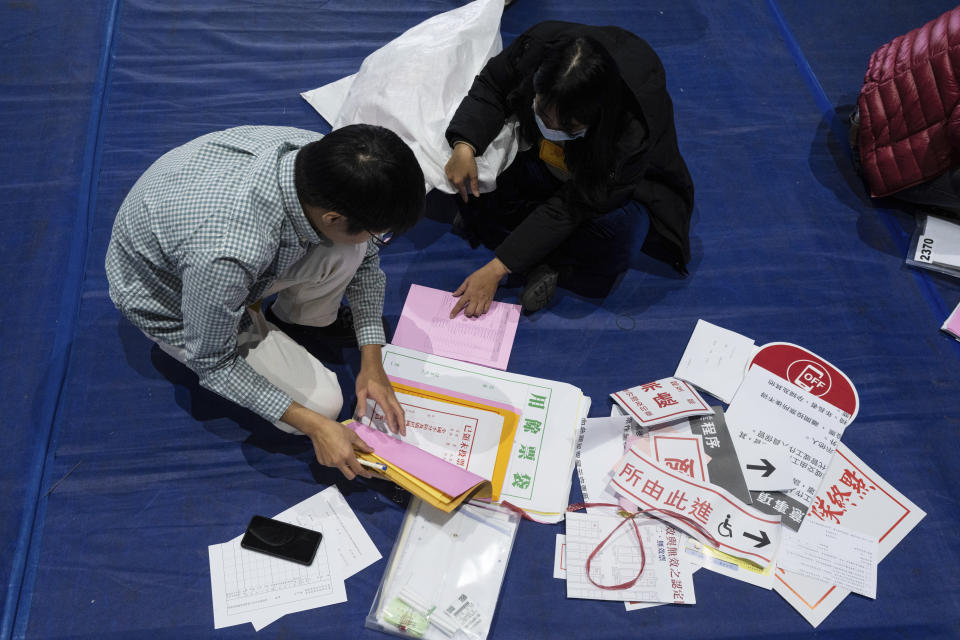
[301,0,518,194]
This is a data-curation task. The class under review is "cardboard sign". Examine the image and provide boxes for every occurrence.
[611,448,782,567]
[749,342,859,420]
[611,377,713,428]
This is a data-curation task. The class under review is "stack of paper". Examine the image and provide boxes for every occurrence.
[364,381,520,501]
[567,319,926,627]
[773,443,925,626]
[350,420,493,512]
[378,345,589,523]
[391,284,521,370]
[908,214,960,277]
[207,487,381,630]
[942,300,960,342]
[561,511,696,605]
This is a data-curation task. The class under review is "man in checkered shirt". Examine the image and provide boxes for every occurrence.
[106,124,424,481]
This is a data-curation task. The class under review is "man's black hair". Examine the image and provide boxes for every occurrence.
[295,124,425,236]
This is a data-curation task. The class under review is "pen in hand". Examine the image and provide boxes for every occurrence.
[358,459,388,473]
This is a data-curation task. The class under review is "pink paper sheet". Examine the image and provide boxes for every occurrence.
[347,421,486,496]
[391,284,520,370]
[386,375,521,416]
[946,302,960,336]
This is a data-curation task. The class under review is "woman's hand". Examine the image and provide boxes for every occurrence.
[445,142,480,202]
[450,258,510,318]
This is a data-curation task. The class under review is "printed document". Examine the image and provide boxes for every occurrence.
[612,448,782,567]
[367,390,505,481]
[208,487,380,630]
[575,415,635,512]
[777,519,877,599]
[564,512,694,604]
[726,366,848,530]
[392,284,520,370]
[380,345,587,522]
[774,443,925,627]
[688,409,752,504]
[675,319,755,403]
[611,377,713,428]
[915,214,960,267]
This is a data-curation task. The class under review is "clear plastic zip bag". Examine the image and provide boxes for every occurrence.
[366,499,520,640]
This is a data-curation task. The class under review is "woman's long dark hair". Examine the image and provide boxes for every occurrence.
[507,35,627,203]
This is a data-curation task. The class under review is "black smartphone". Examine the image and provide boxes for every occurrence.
[240,515,323,566]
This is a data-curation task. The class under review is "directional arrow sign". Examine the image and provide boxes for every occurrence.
[742,530,771,548]
[732,442,794,492]
[746,458,776,478]
[611,447,782,566]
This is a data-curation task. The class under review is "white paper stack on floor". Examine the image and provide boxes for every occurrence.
[208,486,381,631]
[380,344,589,523]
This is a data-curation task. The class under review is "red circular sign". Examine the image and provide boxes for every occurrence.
[785,359,833,396]
[749,343,858,418]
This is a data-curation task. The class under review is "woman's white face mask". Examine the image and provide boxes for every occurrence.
[532,99,587,141]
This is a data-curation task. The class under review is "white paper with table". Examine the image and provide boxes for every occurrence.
[208,486,380,630]
[564,512,695,604]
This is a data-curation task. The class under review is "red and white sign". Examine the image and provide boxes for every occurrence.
[611,377,713,428]
[652,434,710,482]
[749,343,859,420]
[611,448,782,566]
[774,443,926,627]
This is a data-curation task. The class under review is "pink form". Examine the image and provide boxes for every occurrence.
[391,284,521,370]
[347,421,486,497]
[946,302,960,335]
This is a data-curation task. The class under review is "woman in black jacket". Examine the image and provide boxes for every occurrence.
[444,21,694,317]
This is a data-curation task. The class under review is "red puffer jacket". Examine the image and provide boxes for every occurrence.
[857,6,960,198]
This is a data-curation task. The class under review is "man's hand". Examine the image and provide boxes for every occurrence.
[450,258,510,318]
[445,142,479,202]
[355,344,406,436]
[281,402,374,480]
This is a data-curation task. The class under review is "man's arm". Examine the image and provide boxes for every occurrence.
[280,402,374,480]
[181,256,373,479]
[344,241,406,435]
[180,255,292,423]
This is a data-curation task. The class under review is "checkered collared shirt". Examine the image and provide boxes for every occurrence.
[106,126,386,423]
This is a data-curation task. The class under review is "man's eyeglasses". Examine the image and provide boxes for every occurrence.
[368,231,394,248]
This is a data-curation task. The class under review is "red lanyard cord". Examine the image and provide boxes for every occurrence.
[566,502,720,591]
